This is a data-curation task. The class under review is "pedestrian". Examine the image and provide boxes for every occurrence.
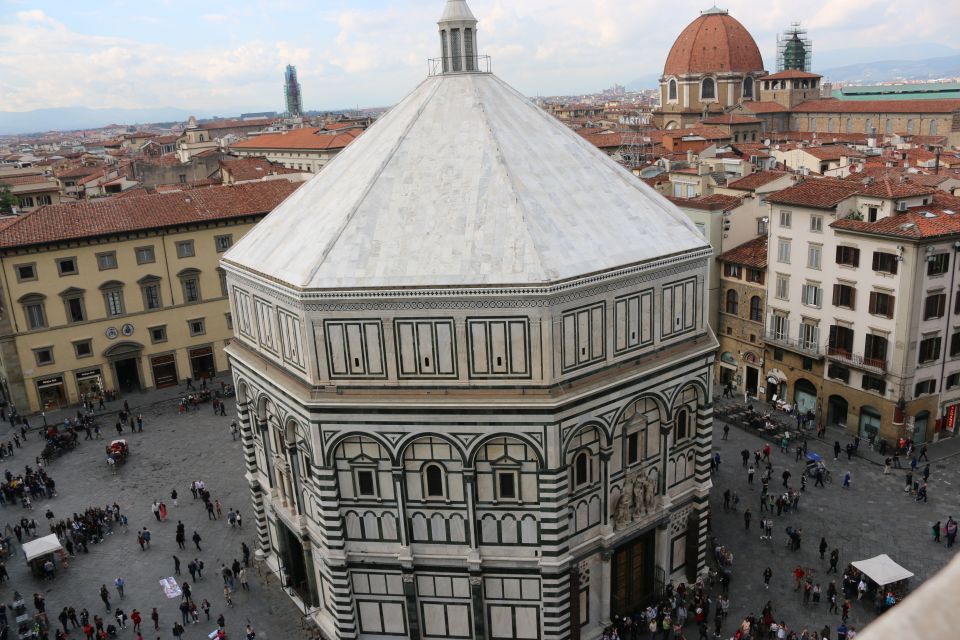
[794,565,805,591]
[201,599,211,621]
[172,622,184,639]
[842,470,851,489]
[919,444,929,461]
[171,489,178,507]
[99,585,110,611]
[151,608,159,631]
[741,449,749,468]
[223,584,233,607]
[152,501,161,521]
[115,608,127,629]
[215,499,223,519]
[131,609,142,632]
[933,521,942,543]
[242,542,251,567]
[236,511,242,528]
[782,469,791,488]
[834,441,841,460]
[922,464,930,483]
[722,424,729,440]
[217,613,225,629]
[239,567,248,590]
[819,537,828,560]
[748,465,755,485]
[192,531,202,551]
[828,549,839,573]
[245,624,256,640]
[744,508,752,530]
[763,567,772,589]
[114,576,125,599]
[173,555,181,575]
[59,607,70,634]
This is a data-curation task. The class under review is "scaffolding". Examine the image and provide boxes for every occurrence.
[777,23,812,72]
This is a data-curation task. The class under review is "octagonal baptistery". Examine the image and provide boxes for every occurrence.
[222,3,717,639]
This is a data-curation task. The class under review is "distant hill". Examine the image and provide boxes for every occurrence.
[820,55,960,84]
[0,107,223,136]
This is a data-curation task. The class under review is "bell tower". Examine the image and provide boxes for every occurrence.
[438,0,479,72]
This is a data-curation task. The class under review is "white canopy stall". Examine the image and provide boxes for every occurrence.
[852,554,914,586]
[22,534,62,562]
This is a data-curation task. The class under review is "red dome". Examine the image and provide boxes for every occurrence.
[663,10,764,76]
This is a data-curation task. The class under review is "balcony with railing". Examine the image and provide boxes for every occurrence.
[826,346,887,374]
[764,331,824,358]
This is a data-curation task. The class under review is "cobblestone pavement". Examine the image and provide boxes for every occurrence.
[1,386,305,639]
[709,399,960,637]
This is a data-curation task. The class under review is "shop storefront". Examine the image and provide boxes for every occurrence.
[718,352,737,388]
[189,346,216,380]
[150,354,178,389]
[74,368,104,400]
[35,376,66,410]
[940,403,960,438]
[765,369,787,403]
[793,378,818,414]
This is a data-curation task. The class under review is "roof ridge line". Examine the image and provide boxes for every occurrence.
[474,76,551,280]
[304,77,442,285]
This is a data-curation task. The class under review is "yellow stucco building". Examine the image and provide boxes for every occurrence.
[0,180,300,412]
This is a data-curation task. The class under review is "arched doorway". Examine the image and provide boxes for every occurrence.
[743,352,760,397]
[719,352,737,389]
[827,395,848,428]
[793,379,817,414]
[765,369,786,403]
[103,342,144,394]
[859,406,882,440]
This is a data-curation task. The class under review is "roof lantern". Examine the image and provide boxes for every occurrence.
[437,0,480,73]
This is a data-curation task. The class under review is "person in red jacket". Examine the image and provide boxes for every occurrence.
[82,622,95,639]
[130,609,142,632]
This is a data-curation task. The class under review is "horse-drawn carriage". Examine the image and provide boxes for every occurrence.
[106,439,129,466]
[40,427,78,462]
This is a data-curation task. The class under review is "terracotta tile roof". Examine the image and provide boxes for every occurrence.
[221,157,301,181]
[725,170,792,191]
[831,193,960,239]
[765,178,863,209]
[906,174,952,187]
[0,174,55,187]
[800,145,865,160]
[666,193,744,211]
[743,101,791,114]
[762,70,822,81]
[663,11,764,76]
[857,176,937,199]
[577,131,627,149]
[701,114,763,125]
[718,234,767,268]
[793,99,960,114]
[663,126,730,141]
[146,135,179,145]
[230,127,362,151]
[54,165,102,179]
[0,181,300,249]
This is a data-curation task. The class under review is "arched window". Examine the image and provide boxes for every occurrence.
[931,120,938,136]
[674,409,688,441]
[668,79,678,101]
[846,117,853,133]
[573,451,590,488]
[743,77,754,99]
[424,464,445,498]
[701,78,716,101]
[726,289,739,315]
[750,296,762,322]
[907,119,914,134]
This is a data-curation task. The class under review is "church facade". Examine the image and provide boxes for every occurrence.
[223,2,717,639]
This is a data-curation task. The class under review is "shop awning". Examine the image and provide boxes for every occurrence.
[22,534,63,562]
[852,554,914,586]
[766,368,787,384]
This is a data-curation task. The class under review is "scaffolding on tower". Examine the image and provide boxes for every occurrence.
[777,23,813,72]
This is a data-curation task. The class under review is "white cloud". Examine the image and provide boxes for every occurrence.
[0,0,958,116]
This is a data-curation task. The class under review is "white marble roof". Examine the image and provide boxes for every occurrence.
[439,0,477,23]
[225,72,709,290]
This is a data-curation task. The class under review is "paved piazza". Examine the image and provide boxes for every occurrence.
[709,397,960,635]
[3,387,303,639]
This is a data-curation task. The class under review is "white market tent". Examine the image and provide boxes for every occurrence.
[852,554,914,586]
[22,534,62,562]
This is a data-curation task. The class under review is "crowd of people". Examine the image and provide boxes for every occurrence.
[0,379,271,640]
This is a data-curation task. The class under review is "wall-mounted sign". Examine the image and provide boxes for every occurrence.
[105,327,119,340]
[121,323,134,337]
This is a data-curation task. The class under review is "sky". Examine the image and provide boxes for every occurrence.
[1,0,959,115]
